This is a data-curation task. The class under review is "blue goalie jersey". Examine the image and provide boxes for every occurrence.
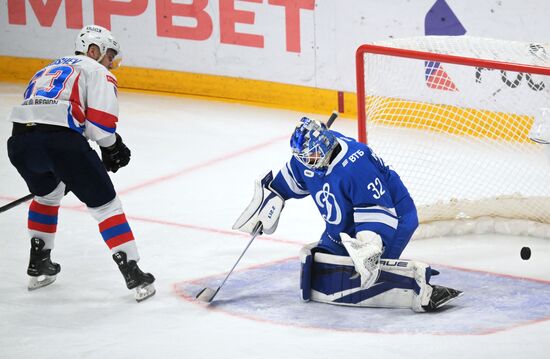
[270,131,418,258]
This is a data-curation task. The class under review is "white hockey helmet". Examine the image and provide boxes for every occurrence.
[74,25,120,62]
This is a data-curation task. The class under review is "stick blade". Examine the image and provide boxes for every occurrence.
[195,287,217,302]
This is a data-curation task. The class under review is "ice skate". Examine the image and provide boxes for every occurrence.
[423,285,463,312]
[112,251,156,302]
[27,237,61,291]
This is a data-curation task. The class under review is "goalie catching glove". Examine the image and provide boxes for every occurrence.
[341,231,384,288]
[232,171,285,235]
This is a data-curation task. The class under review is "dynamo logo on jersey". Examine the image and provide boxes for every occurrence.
[314,183,342,224]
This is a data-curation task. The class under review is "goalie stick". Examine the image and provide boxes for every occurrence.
[195,223,263,302]
[326,110,338,128]
[0,193,34,214]
[195,111,339,303]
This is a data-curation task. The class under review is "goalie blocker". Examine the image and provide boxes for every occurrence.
[300,243,463,312]
[233,171,285,235]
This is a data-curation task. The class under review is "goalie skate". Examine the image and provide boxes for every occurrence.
[27,238,61,291]
[423,285,463,312]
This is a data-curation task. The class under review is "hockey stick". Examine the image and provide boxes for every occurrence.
[0,193,34,214]
[326,110,338,128]
[195,111,339,303]
[195,223,263,302]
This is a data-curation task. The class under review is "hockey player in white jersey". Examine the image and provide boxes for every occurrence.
[7,25,155,302]
[234,117,462,312]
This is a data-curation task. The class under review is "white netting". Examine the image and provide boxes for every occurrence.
[357,36,550,239]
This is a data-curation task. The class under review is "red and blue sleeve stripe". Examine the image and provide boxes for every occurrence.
[87,107,117,133]
[28,200,59,234]
[98,213,134,249]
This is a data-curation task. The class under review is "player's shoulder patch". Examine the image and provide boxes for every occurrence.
[342,148,366,168]
[106,74,118,87]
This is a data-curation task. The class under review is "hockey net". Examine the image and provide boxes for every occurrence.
[355,36,550,239]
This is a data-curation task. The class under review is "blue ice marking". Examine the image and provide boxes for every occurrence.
[178,259,550,334]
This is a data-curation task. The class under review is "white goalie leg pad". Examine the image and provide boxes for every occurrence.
[380,259,434,312]
[301,245,433,311]
[232,171,285,235]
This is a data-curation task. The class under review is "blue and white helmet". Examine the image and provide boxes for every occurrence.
[290,117,338,171]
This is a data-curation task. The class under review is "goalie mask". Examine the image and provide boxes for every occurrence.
[75,25,121,68]
[290,117,338,171]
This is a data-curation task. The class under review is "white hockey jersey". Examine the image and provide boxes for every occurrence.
[9,55,119,146]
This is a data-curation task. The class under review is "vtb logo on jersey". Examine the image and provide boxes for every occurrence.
[314,183,342,224]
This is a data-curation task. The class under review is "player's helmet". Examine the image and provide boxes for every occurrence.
[290,117,338,171]
[74,25,120,62]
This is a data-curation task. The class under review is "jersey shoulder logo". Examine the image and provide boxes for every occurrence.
[342,150,364,168]
[314,183,342,225]
[106,75,118,87]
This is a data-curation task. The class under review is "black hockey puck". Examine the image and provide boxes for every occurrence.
[520,247,531,260]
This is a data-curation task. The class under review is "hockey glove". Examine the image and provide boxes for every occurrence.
[232,171,285,235]
[341,231,383,288]
[100,133,131,173]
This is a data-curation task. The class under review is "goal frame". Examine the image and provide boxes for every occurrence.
[355,43,550,144]
[354,40,550,238]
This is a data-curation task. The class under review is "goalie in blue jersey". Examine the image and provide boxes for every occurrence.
[233,116,463,312]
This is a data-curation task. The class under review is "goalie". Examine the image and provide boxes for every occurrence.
[233,117,462,312]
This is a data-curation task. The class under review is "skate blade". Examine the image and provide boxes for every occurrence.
[135,283,156,302]
[28,275,57,291]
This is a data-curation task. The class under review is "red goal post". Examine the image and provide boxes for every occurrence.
[354,36,550,239]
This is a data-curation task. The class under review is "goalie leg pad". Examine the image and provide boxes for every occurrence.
[299,243,316,301]
[300,243,434,311]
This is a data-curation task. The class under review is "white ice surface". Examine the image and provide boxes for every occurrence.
[0,83,549,358]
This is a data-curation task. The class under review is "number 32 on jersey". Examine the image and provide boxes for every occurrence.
[367,177,386,199]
